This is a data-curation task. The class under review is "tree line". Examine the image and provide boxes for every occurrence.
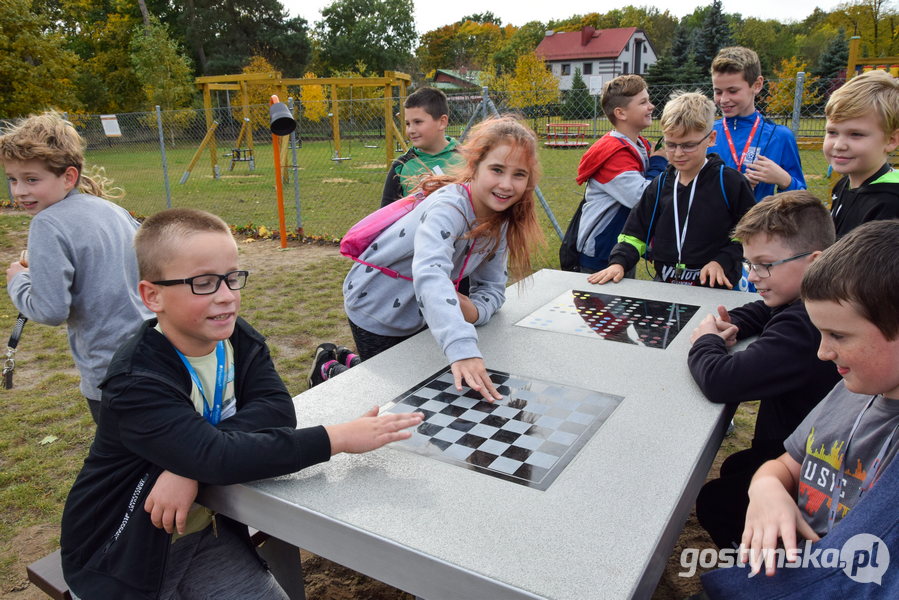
[1,0,896,118]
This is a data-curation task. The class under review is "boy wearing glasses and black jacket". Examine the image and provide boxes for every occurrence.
[588,91,755,288]
[60,208,422,600]
[686,191,840,550]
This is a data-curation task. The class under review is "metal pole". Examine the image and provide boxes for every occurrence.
[459,86,488,143]
[155,105,173,209]
[288,98,302,234]
[483,95,564,241]
[790,72,806,136]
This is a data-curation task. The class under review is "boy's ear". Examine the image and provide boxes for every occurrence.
[708,129,717,145]
[808,249,824,263]
[437,114,448,131]
[885,128,899,153]
[139,280,163,313]
[750,76,764,95]
[613,106,626,123]
[62,166,79,192]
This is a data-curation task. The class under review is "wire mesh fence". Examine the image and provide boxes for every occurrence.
[0,73,861,260]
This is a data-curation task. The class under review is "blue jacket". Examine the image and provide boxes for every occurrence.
[709,111,806,202]
[701,443,899,598]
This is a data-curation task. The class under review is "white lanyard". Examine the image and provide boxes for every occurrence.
[672,160,706,270]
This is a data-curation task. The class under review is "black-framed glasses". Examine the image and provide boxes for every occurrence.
[152,270,249,295]
[741,252,812,278]
[664,130,713,153]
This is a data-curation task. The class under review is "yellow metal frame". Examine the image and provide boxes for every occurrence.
[195,71,411,175]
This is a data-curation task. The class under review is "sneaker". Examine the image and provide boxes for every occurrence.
[336,346,361,368]
[725,418,736,437]
[308,343,337,388]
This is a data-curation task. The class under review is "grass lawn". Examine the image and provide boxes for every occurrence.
[51,137,838,258]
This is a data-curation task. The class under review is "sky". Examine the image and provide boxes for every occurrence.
[283,0,843,33]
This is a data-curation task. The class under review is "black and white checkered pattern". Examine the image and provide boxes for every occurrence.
[384,368,622,490]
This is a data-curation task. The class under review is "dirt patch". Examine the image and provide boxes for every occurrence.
[321,178,356,184]
[3,525,59,600]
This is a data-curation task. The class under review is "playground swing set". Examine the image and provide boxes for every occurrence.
[180,71,412,183]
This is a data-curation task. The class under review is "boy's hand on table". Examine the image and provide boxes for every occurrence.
[145,470,198,535]
[741,456,820,577]
[690,313,738,345]
[451,357,502,402]
[587,264,624,285]
[700,261,732,288]
[744,156,791,189]
[326,406,423,454]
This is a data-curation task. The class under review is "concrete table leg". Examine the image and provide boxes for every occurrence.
[257,536,306,600]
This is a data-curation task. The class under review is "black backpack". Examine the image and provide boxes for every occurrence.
[558,196,586,272]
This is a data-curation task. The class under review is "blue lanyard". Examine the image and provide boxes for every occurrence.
[826,395,899,532]
[175,341,226,425]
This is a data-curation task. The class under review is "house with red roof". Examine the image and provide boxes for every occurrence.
[535,26,657,93]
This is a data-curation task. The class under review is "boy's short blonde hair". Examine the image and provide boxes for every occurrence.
[135,208,231,282]
[660,91,716,137]
[601,75,648,125]
[802,220,899,340]
[711,46,762,86]
[825,70,899,135]
[732,190,835,253]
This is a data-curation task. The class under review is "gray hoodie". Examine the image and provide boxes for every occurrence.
[7,191,152,400]
[343,183,507,363]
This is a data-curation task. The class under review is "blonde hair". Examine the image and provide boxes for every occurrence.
[711,47,762,86]
[825,70,899,135]
[418,115,545,280]
[0,111,120,199]
[135,208,232,282]
[601,75,648,125]
[660,91,716,137]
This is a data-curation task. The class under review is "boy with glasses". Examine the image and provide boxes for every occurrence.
[589,91,755,288]
[60,208,422,599]
[687,191,840,550]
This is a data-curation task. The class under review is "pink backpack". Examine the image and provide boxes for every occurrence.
[340,186,474,285]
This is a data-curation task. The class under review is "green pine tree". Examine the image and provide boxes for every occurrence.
[563,68,593,120]
[694,0,732,74]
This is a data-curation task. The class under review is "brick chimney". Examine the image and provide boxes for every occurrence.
[581,26,595,46]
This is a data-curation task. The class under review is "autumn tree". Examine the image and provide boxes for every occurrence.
[492,21,546,74]
[0,0,81,116]
[829,0,899,57]
[499,54,560,125]
[299,73,328,123]
[130,19,195,109]
[766,57,822,116]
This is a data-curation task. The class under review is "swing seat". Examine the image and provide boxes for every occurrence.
[229,148,255,171]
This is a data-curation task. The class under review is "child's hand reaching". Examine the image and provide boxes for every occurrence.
[587,264,624,285]
[325,406,423,454]
[699,261,732,288]
[144,470,198,535]
[451,357,502,402]
[744,155,791,189]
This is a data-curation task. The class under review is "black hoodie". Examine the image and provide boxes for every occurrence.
[61,318,331,599]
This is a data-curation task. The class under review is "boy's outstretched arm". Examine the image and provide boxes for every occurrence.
[144,470,198,535]
[325,406,423,454]
[741,453,820,577]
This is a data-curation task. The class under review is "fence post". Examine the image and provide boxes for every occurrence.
[791,72,805,137]
[155,106,173,209]
[288,97,302,234]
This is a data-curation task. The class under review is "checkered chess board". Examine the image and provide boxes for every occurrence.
[383,367,622,490]
[515,289,700,349]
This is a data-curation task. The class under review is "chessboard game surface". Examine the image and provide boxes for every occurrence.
[383,367,622,490]
[515,289,700,349]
